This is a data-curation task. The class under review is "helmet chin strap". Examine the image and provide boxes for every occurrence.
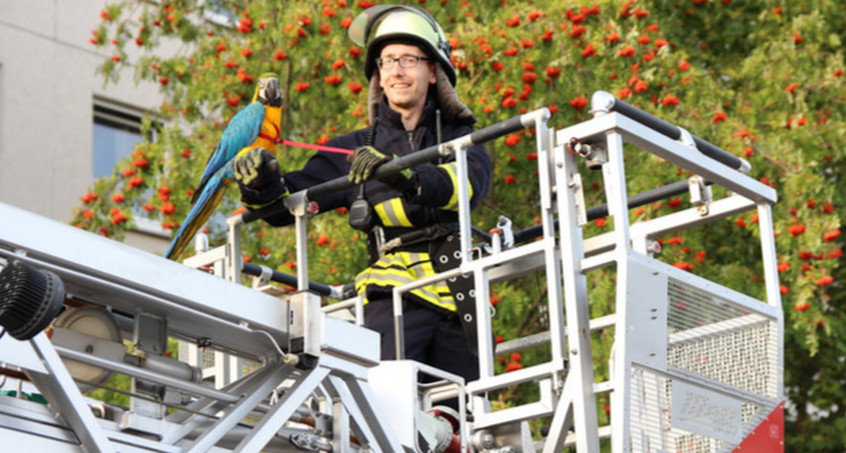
[367,74,383,125]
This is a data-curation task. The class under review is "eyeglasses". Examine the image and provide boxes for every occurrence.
[375,55,430,70]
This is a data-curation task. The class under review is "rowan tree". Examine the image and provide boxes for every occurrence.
[79,1,845,449]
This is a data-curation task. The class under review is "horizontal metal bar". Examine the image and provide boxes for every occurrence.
[53,345,240,404]
[466,362,563,395]
[555,114,776,204]
[512,179,696,244]
[591,91,745,171]
[593,381,614,394]
[612,115,775,204]
[580,194,758,261]
[241,109,550,224]
[494,315,616,356]
[472,400,554,430]
[664,366,780,409]
[0,203,289,361]
[241,262,345,297]
[0,412,81,447]
[2,252,278,361]
[562,425,612,447]
[668,313,772,345]
[0,396,78,439]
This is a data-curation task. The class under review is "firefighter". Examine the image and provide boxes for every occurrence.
[234,5,491,384]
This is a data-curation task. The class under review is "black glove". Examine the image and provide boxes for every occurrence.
[348,146,390,184]
[349,146,417,193]
[234,147,279,190]
[234,147,288,209]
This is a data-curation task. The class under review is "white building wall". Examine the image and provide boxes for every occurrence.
[0,0,180,252]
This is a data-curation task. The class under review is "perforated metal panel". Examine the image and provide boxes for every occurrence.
[667,279,779,399]
[629,366,777,453]
[627,276,781,453]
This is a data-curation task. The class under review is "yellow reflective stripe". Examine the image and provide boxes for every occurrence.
[416,259,438,279]
[358,270,448,302]
[373,202,391,225]
[392,199,413,226]
[418,292,456,311]
[437,162,473,211]
[406,251,424,263]
[439,163,459,210]
[355,251,455,311]
[355,271,453,309]
[373,198,413,227]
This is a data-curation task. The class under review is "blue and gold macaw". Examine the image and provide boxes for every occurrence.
[165,73,283,260]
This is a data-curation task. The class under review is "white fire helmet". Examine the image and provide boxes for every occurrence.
[348,5,456,86]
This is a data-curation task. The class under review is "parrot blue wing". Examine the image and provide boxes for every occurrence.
[191,101,265,204]
[165,162,235,260]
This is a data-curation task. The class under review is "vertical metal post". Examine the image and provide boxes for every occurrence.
[554,136,601,452]
[602,131,632,453]
[757,202,785,399]
[602,132,632,252]
[225,216,243,283]
[536,119,567,387]
[757,203,782,309]
[129,313,168,424]
[227,354,244,385]
[214,350,229,388]
[473,269,494,379]
[393,289,406,360]
[353,296,365,326]
[295,212,309,291]
[332,395,351,452]
[453,143,473,266]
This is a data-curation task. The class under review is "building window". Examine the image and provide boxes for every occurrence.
[204,0,238,26]
[92,101,152,179]
[92,101,166,236]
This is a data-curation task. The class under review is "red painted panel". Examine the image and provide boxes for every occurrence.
[733,402,784,453]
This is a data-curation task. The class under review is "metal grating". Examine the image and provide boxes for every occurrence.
[666,279,779,399]
[629,366,773,453]
[203,347,216,368]
[625,277,782,452]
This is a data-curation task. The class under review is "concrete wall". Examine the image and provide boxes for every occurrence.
[0,0,179,252]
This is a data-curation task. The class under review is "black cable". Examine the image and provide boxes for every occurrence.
[241,263,335,297]
[480,201,519,227]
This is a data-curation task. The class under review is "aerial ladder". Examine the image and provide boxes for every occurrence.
[0,91,783,452]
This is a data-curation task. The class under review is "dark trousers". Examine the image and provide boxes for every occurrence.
[364,298,479,384]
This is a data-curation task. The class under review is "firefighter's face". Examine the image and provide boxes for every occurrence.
[378,43,436,115]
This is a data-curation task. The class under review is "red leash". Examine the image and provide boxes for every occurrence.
[280,139,354,155]
[259,131,354,155]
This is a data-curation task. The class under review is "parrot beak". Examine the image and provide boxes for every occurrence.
[257,76,282,107]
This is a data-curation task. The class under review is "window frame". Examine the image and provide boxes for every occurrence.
[93,99,168,237]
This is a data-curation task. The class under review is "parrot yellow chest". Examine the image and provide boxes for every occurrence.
[236,105,283,159]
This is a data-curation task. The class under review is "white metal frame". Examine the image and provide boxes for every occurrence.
[0,90,783,452]
[0,203,400,452]
[550,97,782,451]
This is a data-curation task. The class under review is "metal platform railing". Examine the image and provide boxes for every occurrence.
[0,90,783,452]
